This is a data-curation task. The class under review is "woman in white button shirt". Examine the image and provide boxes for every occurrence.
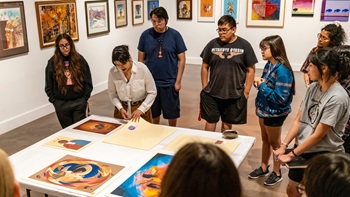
[108,45,157,122]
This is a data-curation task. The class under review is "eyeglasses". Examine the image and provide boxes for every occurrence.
[260,46,270,52]
[59,43,70,49]
[296,183,305,194]
[317,33,329,41]
[151,19,164,25]
[216,28,232,34]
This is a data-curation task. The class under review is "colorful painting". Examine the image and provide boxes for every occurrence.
[110,153,173,197]
[73,119,121,135]
[0,1,28,58]
[246,0,286,27]
[222,0,239,22]
[35,0,78,48]
[147,0,159,20]
[29,155,125,195]
[44,136,92,152]
[198,0,215,22]
[85,0,110,36]
[132,0,144,25]
[320,0,350,21]
[115,0,127,27]
[292,0,315,17]
[177,0,192,19]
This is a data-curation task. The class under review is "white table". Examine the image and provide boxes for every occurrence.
[9,115,255,197]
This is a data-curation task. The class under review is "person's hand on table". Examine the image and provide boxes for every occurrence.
[131,109,143,122]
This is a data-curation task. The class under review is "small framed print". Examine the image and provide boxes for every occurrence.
[0,1,29,58]
[177,0,192,20]
[132,0,144,25]
[85,0,110,36]
[222,0,239,23]
[147,0,159,20]
[115,0,127,27]
[198,0,216,22]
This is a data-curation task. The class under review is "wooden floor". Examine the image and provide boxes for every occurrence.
[0,64,306,197]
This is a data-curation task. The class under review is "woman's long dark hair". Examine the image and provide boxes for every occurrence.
[54,33,84,94]
[260,35,295,95]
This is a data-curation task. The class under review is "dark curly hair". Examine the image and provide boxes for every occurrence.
[322,23,347,47]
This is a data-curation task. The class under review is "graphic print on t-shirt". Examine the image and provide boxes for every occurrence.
[211,48,243,59]
[308,98,320,124]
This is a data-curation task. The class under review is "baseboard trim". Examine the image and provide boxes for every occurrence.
[0,82,107,135]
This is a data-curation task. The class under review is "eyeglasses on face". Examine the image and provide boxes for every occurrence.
[216,28,232,34]
[59,43,70,49]
[296,183,305,195]
[317,33,329,41]
[151,18,164,25]
[260,46,270,52]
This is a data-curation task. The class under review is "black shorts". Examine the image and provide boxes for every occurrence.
[151,86,180,119]
[263,115,288,127]
[288,152,328,182]
[200,90,247,124]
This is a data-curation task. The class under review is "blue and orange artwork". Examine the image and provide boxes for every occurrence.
[44,136,92,152]
[29,155,125,194]
[111,153,173,197]
[292,0,315,17]
[73,119,121,135]
[321,0,350,21]
[223,0,238,19]
[251,0,281,20]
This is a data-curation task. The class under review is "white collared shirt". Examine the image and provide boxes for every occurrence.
[108,60,156,113]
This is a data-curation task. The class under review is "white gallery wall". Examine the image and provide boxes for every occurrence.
[0,0,349,135]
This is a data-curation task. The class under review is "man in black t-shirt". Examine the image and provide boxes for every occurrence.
[200,15,257,132]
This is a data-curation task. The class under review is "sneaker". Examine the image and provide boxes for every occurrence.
[248,166,269,179]
[264,171,283,186]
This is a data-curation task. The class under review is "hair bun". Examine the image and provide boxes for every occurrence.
[333,21,341,27]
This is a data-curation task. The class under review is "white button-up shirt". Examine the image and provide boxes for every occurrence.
[108,60,157,113]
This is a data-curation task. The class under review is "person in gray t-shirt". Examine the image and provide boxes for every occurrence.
[274,48,350,197]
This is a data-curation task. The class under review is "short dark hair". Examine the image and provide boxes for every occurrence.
[159,143,242,197]
[112,45,130,65]
[218,15,236,28]
[302,153,350,197]
[150,6,168,23]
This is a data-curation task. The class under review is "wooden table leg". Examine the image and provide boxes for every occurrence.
[26,189,31,197]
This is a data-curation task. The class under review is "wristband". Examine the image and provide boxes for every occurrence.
[281,142,288,147]
[291,149,298,157]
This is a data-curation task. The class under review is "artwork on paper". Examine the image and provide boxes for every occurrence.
[44,136,92,152]
[246,0,286,27]
[132,0,144,25]
[147,0,159,20]
[164,134,240,155]
[73,119,121,135]
[292,0,315,17]
[103,117,176,150]
[200,0,213,17]
[177,0,192,19]
[29,155,125,195]
[222,0,239,21]
[320,0,350,21]
[115,0,127,27]
[110,153,173,197]
[85,0,110,36]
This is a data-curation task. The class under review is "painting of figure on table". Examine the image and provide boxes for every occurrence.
[73,119,121,135]
[44,136,92,151]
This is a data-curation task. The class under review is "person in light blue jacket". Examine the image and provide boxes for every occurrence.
[249,35,295,186]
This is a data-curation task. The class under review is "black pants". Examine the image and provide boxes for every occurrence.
[53,97,88,128]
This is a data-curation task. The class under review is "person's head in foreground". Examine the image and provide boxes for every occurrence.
[160,142,241,197]
[0,149,20,197]
[300,153,350,197]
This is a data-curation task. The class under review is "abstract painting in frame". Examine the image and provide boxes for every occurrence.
[292,0,315,17]
[115,0,127,27]
[147,0,159,20]
[132,0,144,25]
[198,0,215,22]
[110,153,173,197]
[246,0,286,27]
[85,0,110,36]
[222,0,239,23]
[177,0,192,20]
[320,0,350,21]
[0,1,28,58]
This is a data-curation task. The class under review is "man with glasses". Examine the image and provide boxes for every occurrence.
[200,15,257,132]
[138,7,187,127]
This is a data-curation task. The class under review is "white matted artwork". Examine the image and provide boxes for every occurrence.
[246,0,286,27]
[222,0,239,23]
[132,0,144,25]
[198,0,216,22]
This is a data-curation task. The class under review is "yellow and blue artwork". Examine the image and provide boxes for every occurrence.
[111,153,173,197]
[292,0,315,17]
[223,0,238,20]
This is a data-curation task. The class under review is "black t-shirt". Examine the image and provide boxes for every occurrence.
[200,37,258,99]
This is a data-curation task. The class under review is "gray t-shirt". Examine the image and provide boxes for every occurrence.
[200,37,258,99]
[298,82,350,153]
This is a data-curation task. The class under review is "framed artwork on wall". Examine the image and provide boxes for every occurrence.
[0,1,28,58]
[292,0,315,17]
[198,0,215,22]
[222,0,239,23]
[132,0,144,25]
[246,0,286,28]
[85,0,110,36]
[115,0,127,27]
[35,0,79,48]
[147,0,159,20]
[320,0,350,21]
[177,0,192,20]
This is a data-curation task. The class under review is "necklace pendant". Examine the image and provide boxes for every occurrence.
[158,51,163,58]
